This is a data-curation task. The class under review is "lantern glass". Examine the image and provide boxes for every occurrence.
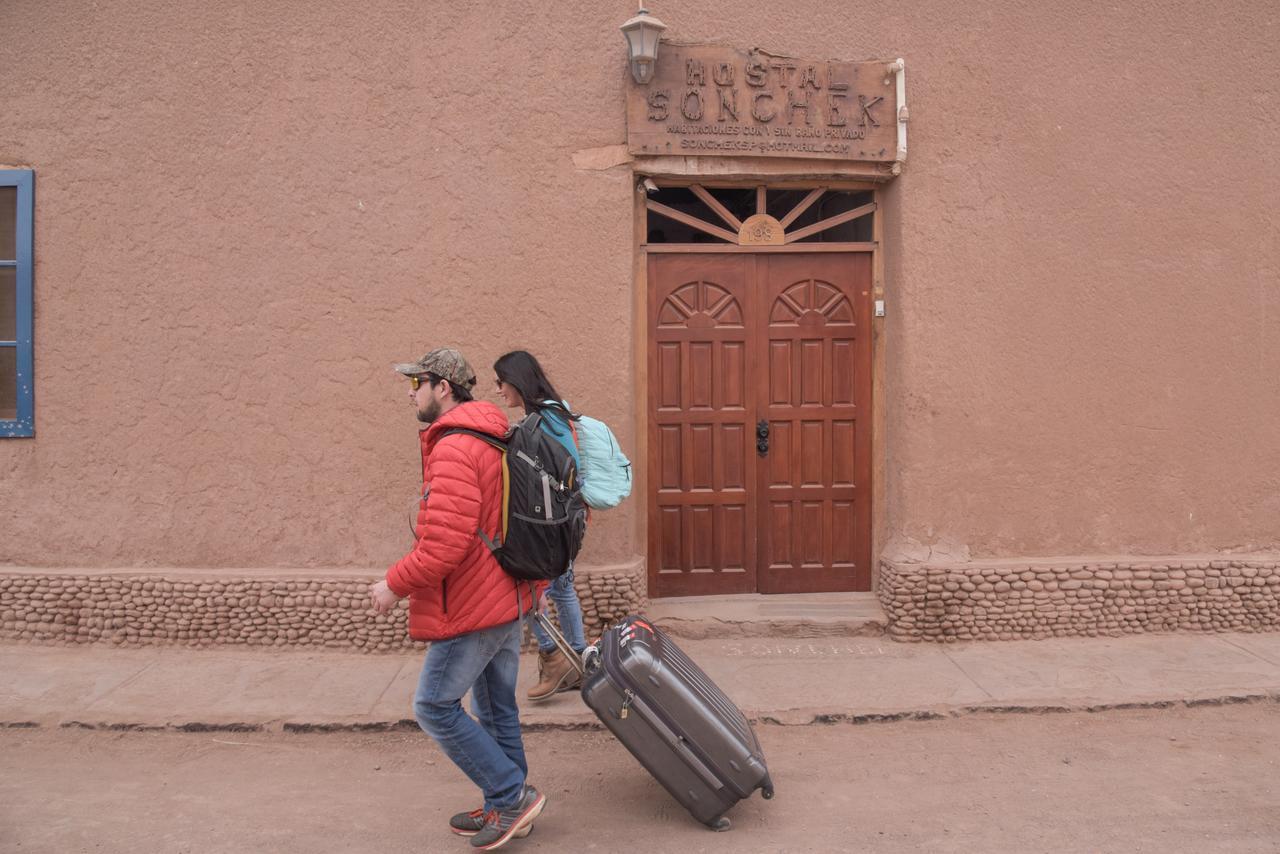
[641,26,660,59]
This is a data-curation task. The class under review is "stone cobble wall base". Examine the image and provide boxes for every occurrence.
[0,567,646,653]
[880,558,1280,642]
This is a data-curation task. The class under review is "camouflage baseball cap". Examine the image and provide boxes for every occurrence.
[393,347,477,389]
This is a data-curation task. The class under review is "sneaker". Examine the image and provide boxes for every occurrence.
[451,807,530,839]
[469,785,546,850]
[450,808,485,837]
[527,650,577,702]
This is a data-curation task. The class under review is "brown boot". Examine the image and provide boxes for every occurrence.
[527,650,575,702]
[561,662,583,693]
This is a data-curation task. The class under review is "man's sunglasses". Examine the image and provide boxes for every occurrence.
[409,375,435,391]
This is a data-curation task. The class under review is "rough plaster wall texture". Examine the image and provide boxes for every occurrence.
[0,0,637,569]
[1,0,1278,575]
[882,3,1280,558]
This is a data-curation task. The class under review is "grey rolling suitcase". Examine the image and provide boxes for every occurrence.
[534,612,774,830]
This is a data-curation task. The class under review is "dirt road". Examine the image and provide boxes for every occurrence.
[2,704,1278,853]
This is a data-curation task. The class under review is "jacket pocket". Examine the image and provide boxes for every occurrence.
[441,579,448,615]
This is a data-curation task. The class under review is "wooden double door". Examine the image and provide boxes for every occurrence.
[647,252,873,597]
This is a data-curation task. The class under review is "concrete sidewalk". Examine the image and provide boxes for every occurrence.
[4,631,1280,732]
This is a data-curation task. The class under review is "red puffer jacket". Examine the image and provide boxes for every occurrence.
[385,400,538,641]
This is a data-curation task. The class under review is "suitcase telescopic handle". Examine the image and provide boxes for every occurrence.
[532,609,585,676]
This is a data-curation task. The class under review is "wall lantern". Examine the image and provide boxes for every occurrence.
[620,6,667,84]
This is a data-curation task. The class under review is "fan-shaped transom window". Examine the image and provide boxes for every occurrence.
[645,184,875,246]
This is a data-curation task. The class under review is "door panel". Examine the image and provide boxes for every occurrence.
[755,254,872,593]
[648,255,758,596]
[647,252,872,597]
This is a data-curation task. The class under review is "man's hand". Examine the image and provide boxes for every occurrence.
[369,580,402,615]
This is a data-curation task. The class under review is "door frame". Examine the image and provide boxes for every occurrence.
[633,178,888,599]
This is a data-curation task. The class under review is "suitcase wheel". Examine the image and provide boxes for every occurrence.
[710,817,731,832]
[761,775,775,800]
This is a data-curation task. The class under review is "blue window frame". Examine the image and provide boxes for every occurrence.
[1,170,34,437]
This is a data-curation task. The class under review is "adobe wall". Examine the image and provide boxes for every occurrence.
[0,0,641,574]
[875,3,1280,560]
[1,1,1277,628]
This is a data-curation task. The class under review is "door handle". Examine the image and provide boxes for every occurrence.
[756,420,770,456]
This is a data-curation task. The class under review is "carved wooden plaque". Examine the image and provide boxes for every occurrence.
[738,214,784,245]
[627,46,900,163]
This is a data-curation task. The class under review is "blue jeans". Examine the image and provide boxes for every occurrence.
[413,619,527,812]
[531,567,586,654]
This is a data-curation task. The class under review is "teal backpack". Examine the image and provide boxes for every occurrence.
[571,415,632,509]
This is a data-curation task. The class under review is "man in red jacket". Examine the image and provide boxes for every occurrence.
[369,347,545,851]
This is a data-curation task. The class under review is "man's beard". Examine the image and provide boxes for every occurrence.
[417,397,442,424]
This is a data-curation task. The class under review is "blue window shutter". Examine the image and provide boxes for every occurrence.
[0,169,34,438]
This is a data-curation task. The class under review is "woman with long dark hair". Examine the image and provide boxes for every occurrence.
[493,350,588,701]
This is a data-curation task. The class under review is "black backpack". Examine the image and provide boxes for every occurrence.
[442,412,587,581]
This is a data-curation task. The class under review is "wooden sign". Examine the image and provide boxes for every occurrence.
[627,46,901,163]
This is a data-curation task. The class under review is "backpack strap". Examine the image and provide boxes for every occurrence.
[562,420,588,524]
[439,427,506,452]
